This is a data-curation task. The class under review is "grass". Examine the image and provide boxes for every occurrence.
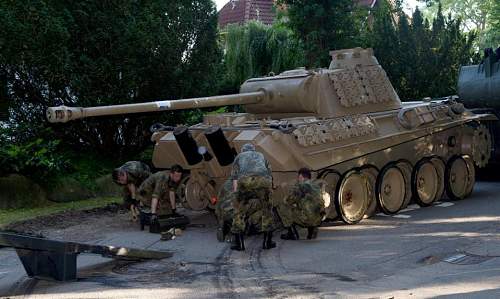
[0,197,122,228]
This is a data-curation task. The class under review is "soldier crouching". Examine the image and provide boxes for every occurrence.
[112,161,151,221]
[215,179,272,242]
[230,143,275,251]
[277,167,325,240]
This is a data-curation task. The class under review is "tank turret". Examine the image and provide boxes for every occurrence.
[47,48,495,225]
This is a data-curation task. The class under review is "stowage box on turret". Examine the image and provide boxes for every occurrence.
[47,48,495,224]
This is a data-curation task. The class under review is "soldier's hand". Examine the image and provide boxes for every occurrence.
[131,213,138,222]
[130,204,139,222]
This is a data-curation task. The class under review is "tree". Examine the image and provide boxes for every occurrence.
[0,1,222,158]
[418,0,498,48]
[365,0,477,100]
[223,21,304,90]
[276,0,363,67]
[483,0,500,47]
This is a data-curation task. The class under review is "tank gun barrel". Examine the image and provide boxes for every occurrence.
[46,91,265,123]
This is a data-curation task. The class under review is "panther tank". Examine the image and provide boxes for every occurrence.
[47,48,495,224]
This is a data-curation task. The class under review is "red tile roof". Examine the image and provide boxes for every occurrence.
[218,0,378,28]
[218,0,276,28]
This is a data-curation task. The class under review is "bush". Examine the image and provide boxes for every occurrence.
[0,126,68,181]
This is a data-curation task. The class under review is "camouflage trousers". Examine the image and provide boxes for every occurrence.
[276,201,323,228]
[216,192,268,234]
[231,176,273,233]
[139,194,173,216]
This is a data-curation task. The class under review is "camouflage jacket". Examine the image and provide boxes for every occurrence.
[230,151,271,181]
[138,171,178,199]
[117,161,151,186]
[286,180,325,217]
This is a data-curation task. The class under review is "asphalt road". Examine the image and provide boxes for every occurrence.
[2,181,500,298]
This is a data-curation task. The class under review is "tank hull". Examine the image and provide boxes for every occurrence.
[151,99,492,223]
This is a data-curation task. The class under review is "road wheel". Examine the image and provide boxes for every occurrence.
[361,167,378,218]
[396,160,413,209]
[463,155,476,197]
[318,170,341,220]
[180,176,213,211]
[430,157,446,201]
[445,155,473,200]
[336,170,369,224]
[376,163,406,214]
[412,159,440,206]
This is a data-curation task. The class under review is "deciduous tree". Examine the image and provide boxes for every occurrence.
[419,0,498,48]
[0,0,222,158]
[223,21,304,90]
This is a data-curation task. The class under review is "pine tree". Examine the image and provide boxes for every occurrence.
[365,0,477,100]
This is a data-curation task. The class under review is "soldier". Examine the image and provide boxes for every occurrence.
[112,161,151,221]
[215,179,268,242]
[230,143,275,251]
[137,164,184,221]
[277,168,325,240]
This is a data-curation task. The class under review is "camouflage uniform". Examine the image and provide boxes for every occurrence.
[215,180,267,234]
[277,180,325,228]
[138,171,179,216]
[115,161,151,206]
[230,144,273,234]
[215,180,235,226]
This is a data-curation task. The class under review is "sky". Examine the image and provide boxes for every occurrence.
[213,0,424,14]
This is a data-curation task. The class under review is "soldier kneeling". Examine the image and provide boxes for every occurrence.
[277,167,325,240]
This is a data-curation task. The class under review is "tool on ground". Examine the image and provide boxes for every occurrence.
[139,211,190,233]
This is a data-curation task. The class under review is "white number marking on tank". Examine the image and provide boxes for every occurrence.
[156,101,171,110]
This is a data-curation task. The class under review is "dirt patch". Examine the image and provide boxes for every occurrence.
[3,204,138,242]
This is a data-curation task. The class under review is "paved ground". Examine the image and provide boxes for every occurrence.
[2,182,500,298]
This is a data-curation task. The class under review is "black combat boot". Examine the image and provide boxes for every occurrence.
[217,221,231,242]
[216,227,225,242]
[262,231,276,250]
[230,233,245,251]
[307,226,319,240]
[280,225,299,240]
